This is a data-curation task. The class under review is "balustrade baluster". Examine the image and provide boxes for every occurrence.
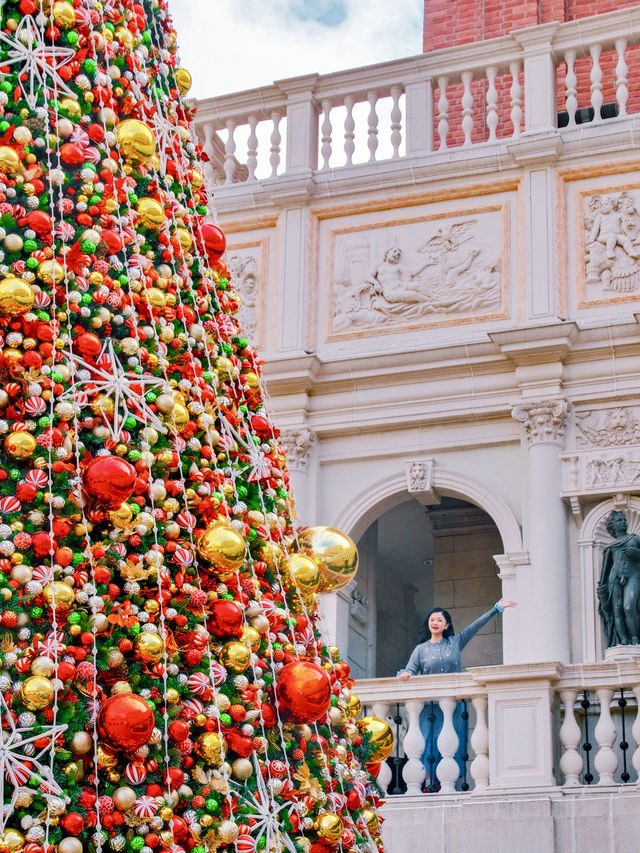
[618,690,630,782]
[367,91,379,163]
[269,111,281,177]
[564,50,578,127]
[559,689,583,785]
[401,699,426,794]
[371,702,393,791]
[469,695,489,792]
[436,697,459,794]
[246,114,258,181]
[509,62,521,138]
[632,684,640,781]
[437,76,449,150]
[390,85,402,158]
[594,687,617,784]
[224,119,237,185]
[200,121,218,184]
[615,38,629,118]
[344,96,356,166]
[461,71,474,146]
[485,66,498,142]
[590,44,603,124]
[320,99,333,170]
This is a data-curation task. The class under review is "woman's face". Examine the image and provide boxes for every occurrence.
[428,611,449,634]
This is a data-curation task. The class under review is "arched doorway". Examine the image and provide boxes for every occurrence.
[347,496,504,679]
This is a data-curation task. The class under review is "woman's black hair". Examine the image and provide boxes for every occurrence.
[419,607,454,642]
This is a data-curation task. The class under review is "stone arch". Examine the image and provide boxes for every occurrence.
[334,464,523,555]
[578,496,640,662]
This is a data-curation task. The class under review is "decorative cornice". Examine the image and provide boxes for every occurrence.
[280,427,315,471]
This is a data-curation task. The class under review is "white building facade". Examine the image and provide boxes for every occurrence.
[194,8,640,851]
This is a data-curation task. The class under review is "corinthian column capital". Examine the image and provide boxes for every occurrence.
[512,399,571,446]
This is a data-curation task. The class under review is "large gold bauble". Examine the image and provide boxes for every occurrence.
[361,809,379,834]
[108,502,133,530]
[315,812,344,843]
[347,694,362,718]
[112,786,136,811]
[136,197,165,229]
[176,227,193,251]
[42,582,75,612]
[96,743,118,769]
[52,1,76,29]
[356,716,394,763]
[254,540,286,572]
[0,277,34,315]
[174,68,193,95]
[195,732,225,766]
[4,431,36,460]
[287,553,321,596]
[38,260,65,284]
[240,626,261,652]
[31,656,55,677]
[135,632,164,663]
[71,731,93,755]
[115,119,156,165]
[196,522,246,572]
[58,837,83,853]
[220,641,251,673]
[145,287,166,308]
[0,147,22,176]
[170,402,190,432]
[298,526,358,593]
[0,829,24,852]
[191,169,204,190]
[20,675,55,711]
[231,757,253,780]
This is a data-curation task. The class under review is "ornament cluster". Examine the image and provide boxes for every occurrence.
[0,3,392,853]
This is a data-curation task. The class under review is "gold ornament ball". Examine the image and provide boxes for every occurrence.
[216,821,239,844]
[71,731,93,755]
[357,716,394,763]
[287,553,321,596]
[231,757,253,780]
[0,829,24,852]
[4,431,35,461]
[196,732,225,766]
[107,502,133,530]
[347,694,362,718]
[38,259,65,284]
[146,287,166,308]
[135,632,164,663]
[52,1,76,29]
[174,68,193,95]
[298,526,359,593]
[136,197,165,229]
[191,169,204,190]
[42,581,75,612]
[0,147,22,176]
[240,625,261,652]
[96,743,118,769]
[361,809,379,834]
[112,786,136,811]
[166,688,180,704]
[0,276,34,315]
[20,675,55,711]
[220,641,251,673]
[115,119,156,165]
[158,806,173,822]
[170,402,190,432]
[254,540,286,572]
[200,815,213,829]
[176,227,193,251]
[315,812,344,843]
[31,656,55,677]
[58,838,83,853]
[196,522,246,572]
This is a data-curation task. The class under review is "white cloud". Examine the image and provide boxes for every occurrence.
[169,0,422,99]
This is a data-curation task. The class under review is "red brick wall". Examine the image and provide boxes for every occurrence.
[425,0,640,149]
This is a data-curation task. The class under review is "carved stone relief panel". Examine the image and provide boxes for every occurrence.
[325,203,509,340]
[226,239,268,350]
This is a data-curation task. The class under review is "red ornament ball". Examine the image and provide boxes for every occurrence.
[97,694,155,751]
[61,813,85,836]
[200,223,226,261]
[75,332,102,357]
[275,661,332,723]
[207,599,243,638]
[59,142,85,165]
[83,455,136,509]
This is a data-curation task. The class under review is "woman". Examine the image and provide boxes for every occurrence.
[397,599,516,791]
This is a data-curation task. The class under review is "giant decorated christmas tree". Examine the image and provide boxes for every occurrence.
[0,2,391,853]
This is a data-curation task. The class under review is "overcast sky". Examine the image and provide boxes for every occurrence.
[169,0,423,100]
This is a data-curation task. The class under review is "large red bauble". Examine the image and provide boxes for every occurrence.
[97,694,155,751]
[61,813,85,835]
[60,142,84,165]
[84,455,136,509]
[200,223,226,260]
[207,599,243,638]
[25,210,53,236]
[75,332,102,357]
[275,661,332,723]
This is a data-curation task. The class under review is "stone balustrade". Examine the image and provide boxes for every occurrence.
[194,6,640,188]
[354,659,640,798]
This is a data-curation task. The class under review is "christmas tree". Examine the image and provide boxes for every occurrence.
[0,2,391,853]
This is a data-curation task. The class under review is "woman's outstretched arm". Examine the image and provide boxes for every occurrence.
[457,599,516,649]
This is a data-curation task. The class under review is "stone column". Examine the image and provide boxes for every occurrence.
[512,399,571,662]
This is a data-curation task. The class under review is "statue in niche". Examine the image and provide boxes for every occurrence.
[585,192,640,293]
[597,510,640,647]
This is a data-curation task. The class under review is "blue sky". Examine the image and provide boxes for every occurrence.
[170,0,423,99]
